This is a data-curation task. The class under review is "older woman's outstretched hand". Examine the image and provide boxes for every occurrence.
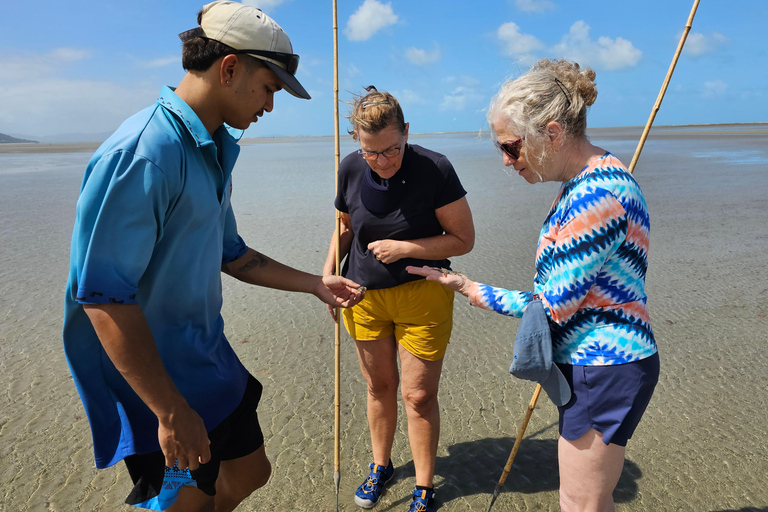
[406,266,475,297]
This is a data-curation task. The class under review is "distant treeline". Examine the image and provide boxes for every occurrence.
[0,133,37,143]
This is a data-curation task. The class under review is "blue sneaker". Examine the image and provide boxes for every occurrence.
[407,488,436,512]
[354,460,395,508]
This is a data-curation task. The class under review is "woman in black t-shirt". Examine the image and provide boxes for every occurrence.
[323,86,474,512]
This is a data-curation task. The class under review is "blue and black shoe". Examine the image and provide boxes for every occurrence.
[407,488,436,512]
[354,460,395,508]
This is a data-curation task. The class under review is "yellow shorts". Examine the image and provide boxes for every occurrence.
[342,279,455,361]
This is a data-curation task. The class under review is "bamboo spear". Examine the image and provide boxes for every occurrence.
[332,0,341,510]
[628,0,701,174]
[486,384,542,512]
[487,2,700,510]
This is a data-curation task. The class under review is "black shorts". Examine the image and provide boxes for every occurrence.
[124,375,264,510]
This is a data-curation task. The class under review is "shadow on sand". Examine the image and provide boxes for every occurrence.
[379,424,644,509]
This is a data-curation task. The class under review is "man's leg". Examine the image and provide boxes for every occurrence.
[398,344,443,487]
[213,445,271,512]
[166,486,214,512]
[164,446,270,512]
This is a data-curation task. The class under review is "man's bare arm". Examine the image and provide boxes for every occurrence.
[83,303,211,470]
[222,248,365,308]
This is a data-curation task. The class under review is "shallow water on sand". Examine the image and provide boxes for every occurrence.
[1,125,767,511]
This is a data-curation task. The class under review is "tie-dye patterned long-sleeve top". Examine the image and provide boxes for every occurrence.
[468,153,657,365]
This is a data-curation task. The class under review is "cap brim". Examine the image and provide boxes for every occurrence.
[263,61,310,100]
[540,365,572,407]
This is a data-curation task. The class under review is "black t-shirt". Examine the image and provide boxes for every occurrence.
[335,143,467,290]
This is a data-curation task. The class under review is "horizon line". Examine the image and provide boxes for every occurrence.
[1,122,766,151]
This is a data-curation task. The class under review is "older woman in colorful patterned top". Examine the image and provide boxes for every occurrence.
[408,59,660,512]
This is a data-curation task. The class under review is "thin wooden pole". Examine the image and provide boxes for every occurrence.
[486,384,542,512]
[332,0,342,510]
[628,0,701,174]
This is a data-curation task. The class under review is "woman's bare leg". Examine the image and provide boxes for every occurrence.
[355,335,400,466]
[398,345,443,487]
[558,429,626,512]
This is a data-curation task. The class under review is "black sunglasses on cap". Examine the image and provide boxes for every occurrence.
[229,49,300,76]
[178,28,299,76]
[496,137,525,160]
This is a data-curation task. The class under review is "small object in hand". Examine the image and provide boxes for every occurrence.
[437,267,463,276]
[356,286,367,293]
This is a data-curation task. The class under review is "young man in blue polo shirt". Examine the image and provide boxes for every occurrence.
[62,2,363,510]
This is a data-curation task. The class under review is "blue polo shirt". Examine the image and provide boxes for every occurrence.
[63,86,250,468]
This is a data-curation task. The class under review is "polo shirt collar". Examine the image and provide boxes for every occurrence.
[157,85,244,147]
[157,86,241,176]
[157,86,213,147]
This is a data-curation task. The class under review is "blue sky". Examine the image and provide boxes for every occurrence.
[1,0,765,141]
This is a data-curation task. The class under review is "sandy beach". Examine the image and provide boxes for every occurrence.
[1,125,766,511]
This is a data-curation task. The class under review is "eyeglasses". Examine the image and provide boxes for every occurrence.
[229,49,300,75]
[496,137,525,160]
[358,143,402,161]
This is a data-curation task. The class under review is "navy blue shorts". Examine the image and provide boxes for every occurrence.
[557,352,659,447]
[124,375,264,510]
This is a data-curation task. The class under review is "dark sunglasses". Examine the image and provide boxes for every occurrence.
[230,49,300,75]
[496,137,525,160]
[178,29,300,76]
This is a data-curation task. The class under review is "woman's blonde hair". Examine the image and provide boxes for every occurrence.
[347,86,406,141]
[487,59,598,166]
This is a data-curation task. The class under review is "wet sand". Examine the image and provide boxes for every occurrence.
[1,125,767,511]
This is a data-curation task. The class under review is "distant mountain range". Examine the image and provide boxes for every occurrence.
[0,132,37,143]
[0,131,115,144]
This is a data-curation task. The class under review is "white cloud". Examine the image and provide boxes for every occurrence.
[443,75,480,87]
[140,57,178,69]
[347,63,361,77]
[340,64,362,91]
[497,22,544,57]
[305,88,324,99]
[241,0,288,13]
[394,89,424,105]
[0,49,90,80]
[0,78,156,137]
[440,86,483,112]
[551,21,641,70]
[684,31,730,57]
[596,36,641,70]
[344,0,398,42]
[405,45,442,66]
[514,0,555,13]
[701,80,728,98]
[0,51,158,137]
[50,48,90,62]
